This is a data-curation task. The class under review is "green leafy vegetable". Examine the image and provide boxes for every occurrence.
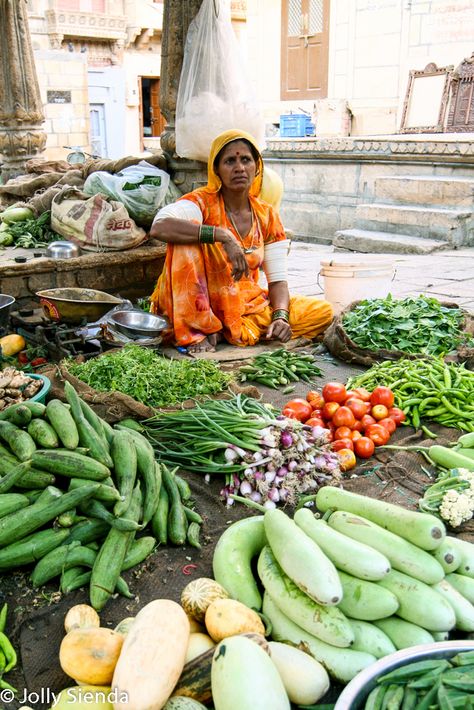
[2,211,61,249]
[64,344,233,408]
[342,294,473,356]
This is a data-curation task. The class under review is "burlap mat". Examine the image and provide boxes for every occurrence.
[324,300,474,369]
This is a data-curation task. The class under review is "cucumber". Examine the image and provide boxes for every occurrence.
[45,399,79,449]
[316,486,445,550]
[13,469,56,489]
[446,572,474,604]
[0,460,32,494]
[263,592,376,684]
[432,579,474,632]
[0,482,100,547]
[27,419,59,449]
[64,381,113,467]
[79,398,109,445]
[432,537,462,574]
[31,542,97,587]
[377,569,456,632]
[337,570,400,621]
[257,545,354,647]
[79,498,141,532]
[0,526,70,570]
[373,618,435,650]
[212,516,266,611]
[67,518,110,545]
[32,449,111,481]
[163,465,188,546]
[68,477,121,504]
[0,401,45,420]
[151,485,169,545]
[60,566,91,594]
[445,536,474,578]
[133,436,160,526]
[293,509,391,581]
[327,511,445,585]
[264,508,342,606]
[116,418,144,433]
[121,536,156,571]
[101,418,115,445]
[0,420,36,461]
[347,619,397,659]
[90,482,142,611]
[211,634,290,710]
[5,404,32,428]
[111,429,137,517]
[0,492,30,518]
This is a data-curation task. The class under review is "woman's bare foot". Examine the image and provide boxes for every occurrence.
[188,332,220,353]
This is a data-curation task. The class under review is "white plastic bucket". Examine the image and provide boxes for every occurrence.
[318,256,395,314]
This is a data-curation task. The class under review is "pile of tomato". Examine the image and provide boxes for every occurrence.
[281,381,405,472]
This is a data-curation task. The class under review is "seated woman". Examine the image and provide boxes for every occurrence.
[149,129,333,353]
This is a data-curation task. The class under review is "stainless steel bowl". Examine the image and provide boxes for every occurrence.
[108,309,169,339]
[46,241,81,259]
[335,640,474,710]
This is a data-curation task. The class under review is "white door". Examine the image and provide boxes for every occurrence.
[89,104,107,157]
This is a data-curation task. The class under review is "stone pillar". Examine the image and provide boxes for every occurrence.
[159,0,207,194]
[0,0,46,182]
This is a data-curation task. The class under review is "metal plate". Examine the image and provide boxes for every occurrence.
[108,309,169,339]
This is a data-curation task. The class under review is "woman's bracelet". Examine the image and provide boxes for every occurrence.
[198,225,216,244]
[272,308,290,323]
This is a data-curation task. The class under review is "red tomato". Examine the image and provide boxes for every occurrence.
[378,417,397,435]
[306,416,327,429]
[352,387,372,402]
[321,402,340,420]
[360,414,376,430]
[17,351,29,365]
[345,397,367,420]
[388,407,406,425]
[306,391,325,409]
[332,406,356,429]
[371,404,389,421]
[310,408,323,418]
[332,438,354,452]
[365,423,390,446]
[282,398,313,422]
[334,426,353,441]
[322,382,347,404]
[354,436,375,458]
[370,386,395,409]
[350,430,363,441]
[343,390,357,401]
[337,449,357,471]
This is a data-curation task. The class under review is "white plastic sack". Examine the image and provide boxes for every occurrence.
[84,161,170,229]
[175,0,265,162]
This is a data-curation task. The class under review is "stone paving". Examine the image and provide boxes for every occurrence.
[287,242,474,314]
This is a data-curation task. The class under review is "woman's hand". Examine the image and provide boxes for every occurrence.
[266,318,292,343]
[217,227,249,281]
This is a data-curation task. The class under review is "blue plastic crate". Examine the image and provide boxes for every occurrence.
[280,114,315,137]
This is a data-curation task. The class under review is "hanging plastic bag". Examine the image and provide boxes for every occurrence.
[84,161,170,229]
[175,0,265,162]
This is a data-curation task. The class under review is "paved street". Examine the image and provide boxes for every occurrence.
[287,242,474,314]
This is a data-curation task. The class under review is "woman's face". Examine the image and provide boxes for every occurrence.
[215,140,257,193]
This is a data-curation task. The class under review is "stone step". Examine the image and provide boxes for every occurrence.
[333,228,450,254]
[355,203,473,245]
[374,175,474,207]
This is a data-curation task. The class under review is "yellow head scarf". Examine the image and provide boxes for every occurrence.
[206,129,264,197]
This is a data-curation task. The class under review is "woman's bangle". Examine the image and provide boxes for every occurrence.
[272,308,290,323]
[198,225,215,244]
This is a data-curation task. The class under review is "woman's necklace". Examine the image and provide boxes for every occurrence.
[226,208,257,254]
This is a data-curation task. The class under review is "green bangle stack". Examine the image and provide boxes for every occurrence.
[272,309,290,322]
[199,225,215,244]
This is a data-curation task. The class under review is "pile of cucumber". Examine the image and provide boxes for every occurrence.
[213,487,474,684]
[0,381,202,611]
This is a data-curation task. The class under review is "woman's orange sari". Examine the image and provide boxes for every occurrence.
[150,130,332,347]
